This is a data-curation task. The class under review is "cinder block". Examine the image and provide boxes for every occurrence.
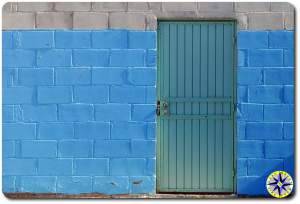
[284,49,294,67]
[3,106,14,122]
[3,176,16,192]
[198,2,233,12]
[73,12,108,29]
[3,87,34,104]
[246,122,283,140]
[74,122,110,139]
[269,31,294,48]
[54,2,91,11]
[264,68,294,85]
[284,12,295,30]
[74,159,109,175]
[130,176,155,194]
[237,176,266,196]
[283,123,294,139]
[236,13,248,30]
[235,2,270,12]
[248,159,283,176]
[146,49,157,67]
[237,140,264,158]
[55,68,91,85]
[132,140,155,157]
[270,2,295,12]
[3,123,36,140]
[237,121,246,140]
[55,31,91,48]
[2,2,17,12]
[18,176,56,193]
[92,68,126,85]
[38,123,73,139]
[238,68,262,85]
[237,86,247,103]
[248,86,282,103]
[249,49,283,67]
[17,2,54,11]
[146,86,156,104]
[248,13,284,30]
[110,86,146,103]
[2,31,13,48]
[3,50,35,67]
[13,31,54,48]
[128,2,149,11]
[3,13,35,30]
[3,141,15,158]
[22,105,57,122]
[264,104,294,122]
[92,30,128,48]
[283,86,294,104]
[38,159,72,175]
[73,50,109,66]
[127,68,156,86]
[132,105,156,122]
[3,68,17,87]
[237,159,247,176]
[95,104,131,121]
[94,140,131,157]
[37,86,72,104]
[110,50,145,67]
[110,158,147,176]
[57,176,92,194]
[21,140,57,158]
[93,176,129,194]
[111,122,147,139]
[146,14,157,30]
[58,140,93,158]
[18,68,54,86]
[128,31,156,49]
[3,158,36,175]
[162,2,197,11]
[36,12,72,29]
[58,104,94,122]
[37,50,72,66]
[265,141,294,158]
[284,154,294,177]
[145,158,155,175]
[237,104,263,121]
[92,2,127,11]
[237,31,268,49]
[74,86,109,103]
[238,50,248,67]
[109,12,145,30]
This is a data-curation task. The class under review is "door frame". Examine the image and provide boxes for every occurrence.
[155,20,237,194]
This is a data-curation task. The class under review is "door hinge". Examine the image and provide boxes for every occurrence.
[233,36,237,45]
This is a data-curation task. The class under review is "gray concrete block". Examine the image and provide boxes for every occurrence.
[109,12,145,30]
[248,13,284,30]
[3,2,17,12]
[162,2,197,11]
[128,2,149,11]
[149,2,162,11]
[146,14,157,30]
[197,11,235,19]
[54,2,91,11]
[271,2,295,12]
[236,13,248,30]
[2,12,35,29]
[36,12,73,29]
[156,10,199,20]
[92,2,127,11]
[198,2,233,12]
[73,12,108,29]
[235,2,270,12]
[284,12,295,30]
[17,2,53,12]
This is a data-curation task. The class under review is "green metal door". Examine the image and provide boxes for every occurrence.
[157,21,235,193]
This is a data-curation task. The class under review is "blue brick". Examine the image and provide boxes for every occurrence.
[265,141,294,159]
[237,121,246,140]
[237,31,268,49]
[93,176,129,194]
[284,49,294,67]
[2,31,13,48]
[264,68,294,85]
[55,31,91,48]
[248,159,283,176]
[18,68,54,86]
[3,158,36,175]
[110,158,146,176]
[94,140,131,157]
[284,155,294,179]
[38,159,72,175]
[58,104,94,122]
[146,49,156,67]
[237,176,267,196]
[37,86,72,104]
[75,122,110,139]
[22,140,57,158]
[74,159,108,176]
[38,123,73,139]
[111,122,147,139]
[13,31,54,48]
[238,68,262,85]
[248,86,282,103]
[132,105,156,122]
[74,86,109,103]
[92,30,127,48]
[110,50,145,67]
[18,176,56,193]
[3,176,15,192]
[110,86,146,103]
[22,105,57,122]
[269,31,294,48]
[237,159,247,176]
[58,140,93,158]
[147,123,156,139]
[3,68,17,87]
[130,176,155,194]
[237,86,247,103]
[3,105,14,122]
[73,50,109,66]
[57,176,92,194]
[238,50,248,67]
[284,123,294,139]
[237,104,263,121]
[3,123,36,140]
[56,68,91,85]
[129,31,156,49]
[146,158,155,176]
[3,141,15,158]
[127,68,156,85]
[238,140,264,158]
[3,87,34,104]
[37,50,72,66]
[246,122,283,140]
[132,140,155,157]
[283,86,294,104]
[3,50,35,67]
[249,50,283,67]
[95,104,131,121]
[92,68,126,85]
[146,86,156,104]
[264,104,294,122]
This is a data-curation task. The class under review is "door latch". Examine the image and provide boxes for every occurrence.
[162,102,169,115]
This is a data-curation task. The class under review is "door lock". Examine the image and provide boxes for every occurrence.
[162,102,169,115]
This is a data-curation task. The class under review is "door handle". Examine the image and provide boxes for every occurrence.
[162,102,169,115]
[156,100,160,116]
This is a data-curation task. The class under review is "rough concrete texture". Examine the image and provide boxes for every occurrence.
[2,2,295,30]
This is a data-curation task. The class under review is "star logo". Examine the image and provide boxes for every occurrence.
[266,171,293,198]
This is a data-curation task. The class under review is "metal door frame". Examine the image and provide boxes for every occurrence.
[156,20,237,194]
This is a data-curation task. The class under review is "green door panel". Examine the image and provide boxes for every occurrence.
[157,21,235,193]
